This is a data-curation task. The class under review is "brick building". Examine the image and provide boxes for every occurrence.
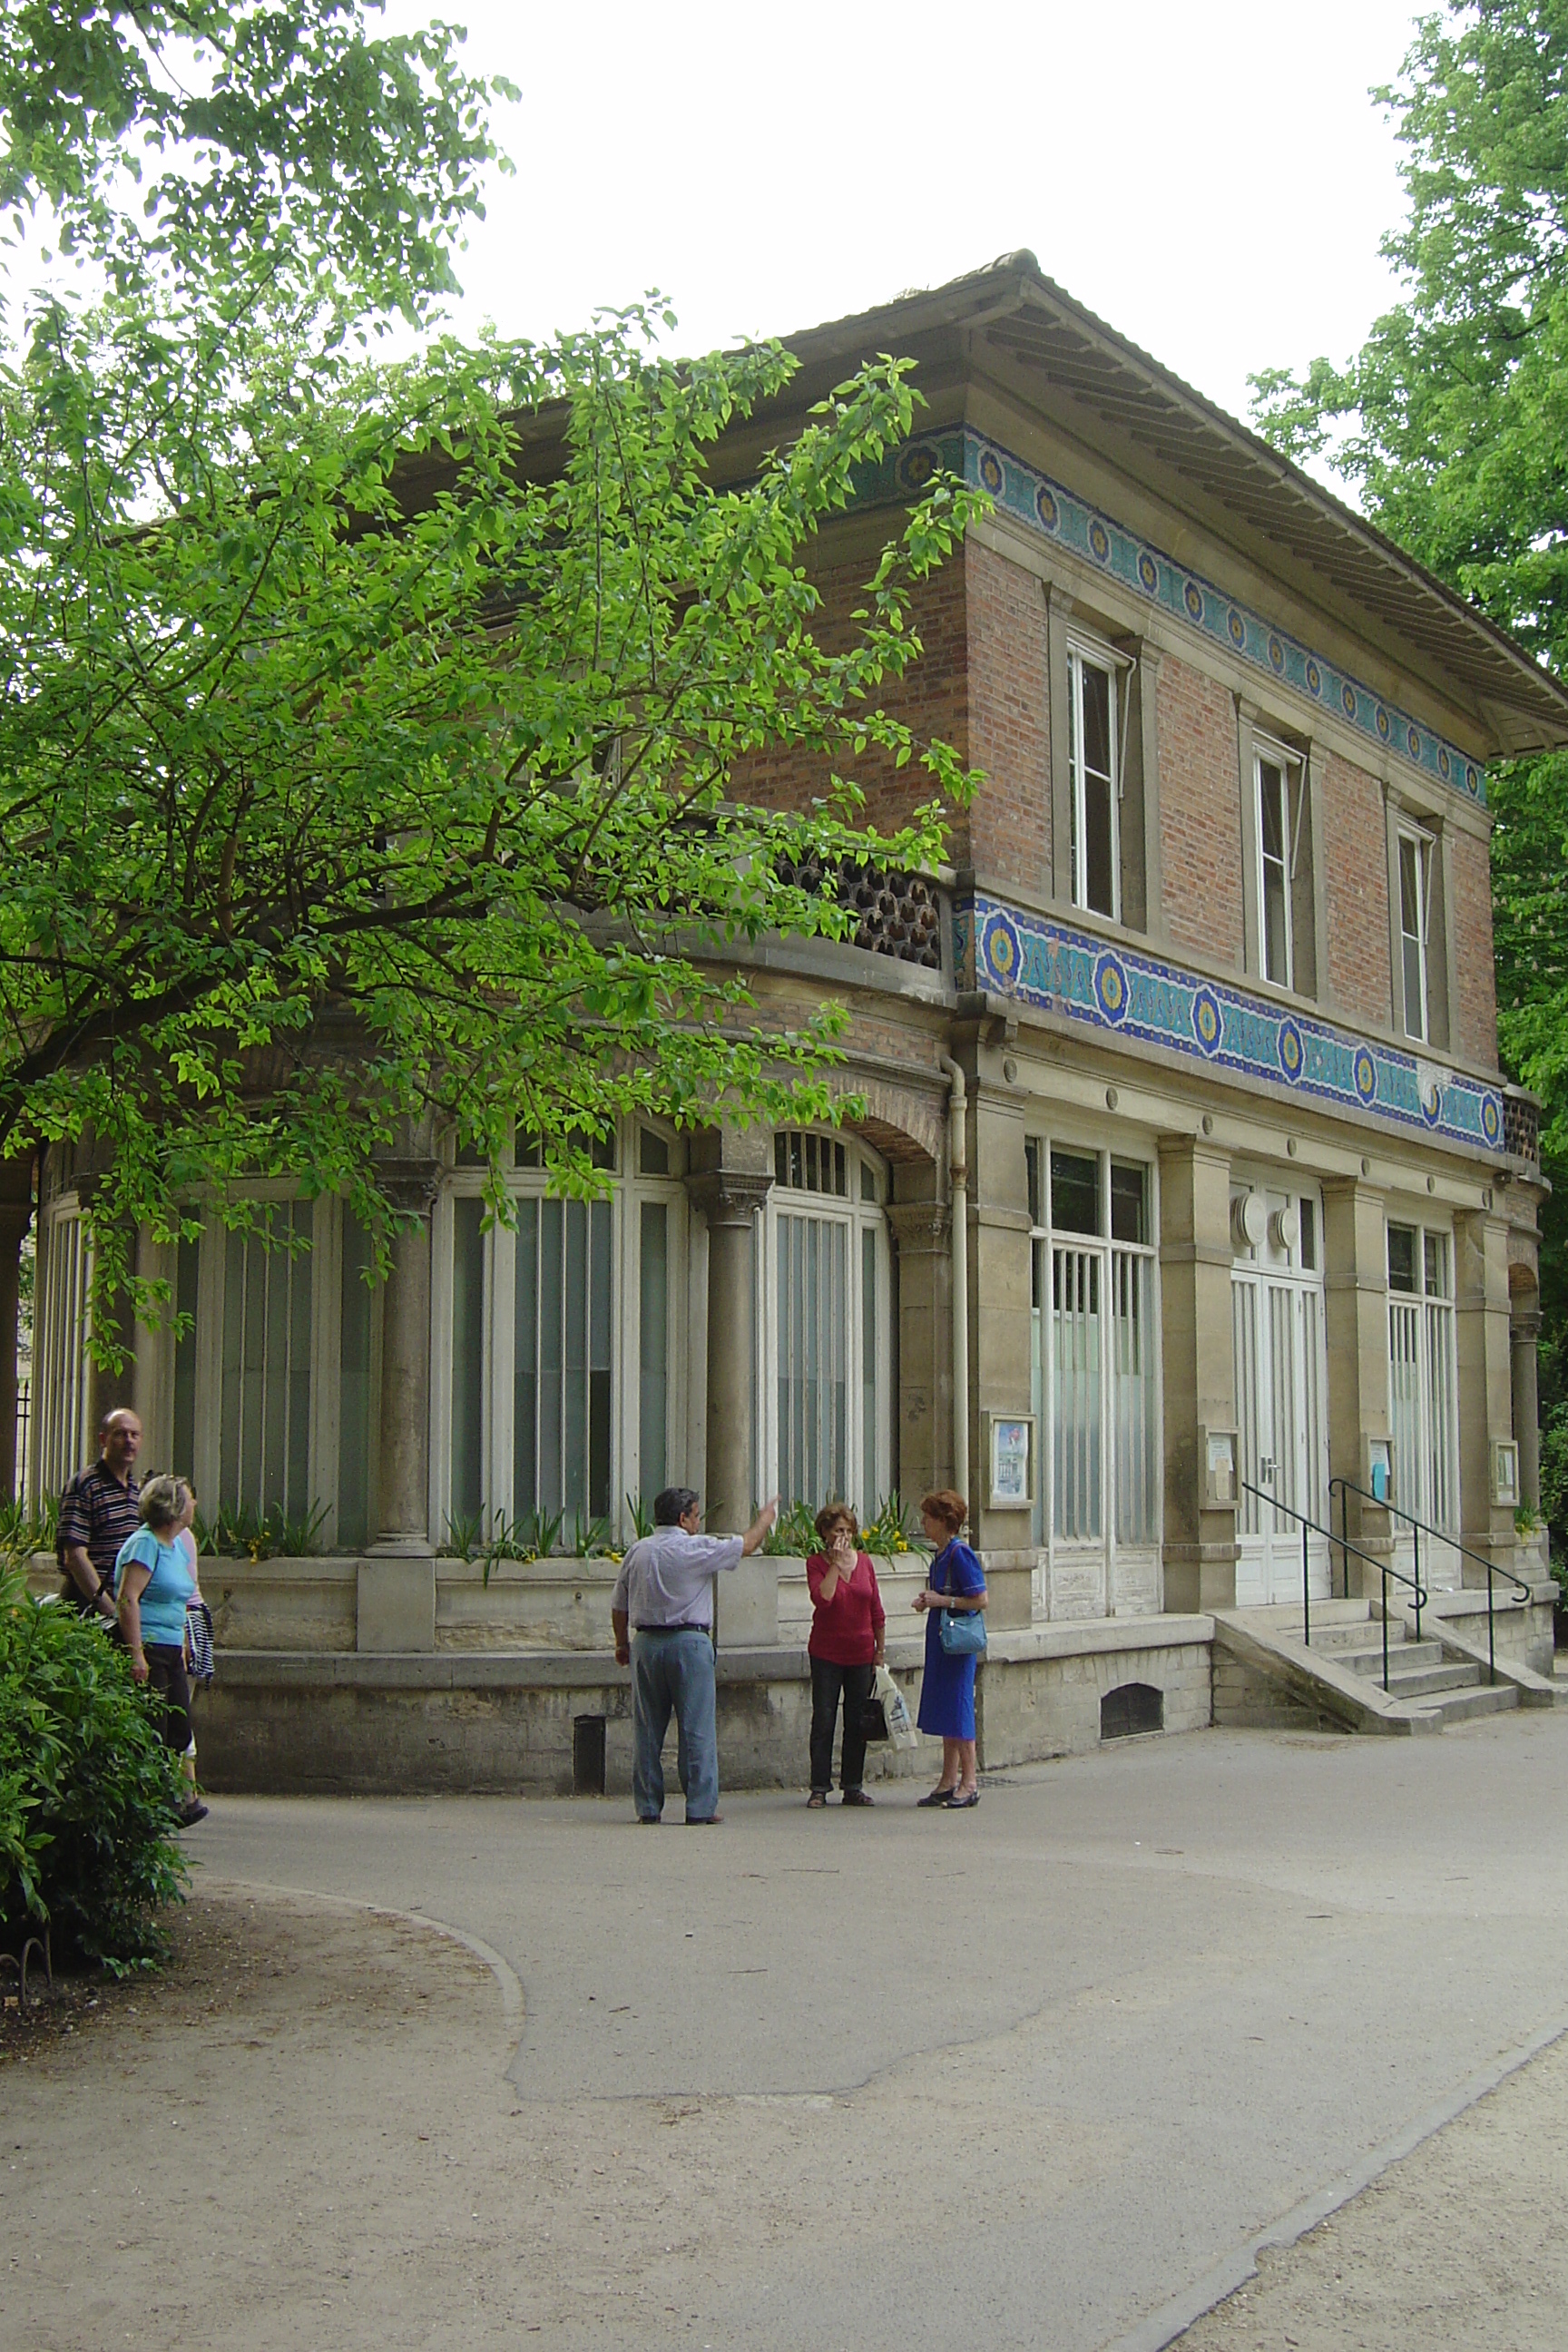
[27,257,1562,1775]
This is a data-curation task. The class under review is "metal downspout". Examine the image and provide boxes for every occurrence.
[937,1053,969,1504]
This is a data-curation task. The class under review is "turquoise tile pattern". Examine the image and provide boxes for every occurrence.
[964,893,1505,1155]
[853,430,1487,808]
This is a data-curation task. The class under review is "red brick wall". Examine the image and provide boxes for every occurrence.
[1449,824,1499,1068]
[729,554,973,866]
[965,538,1050,894]
[1320,751,1392,1029]
[1156,653,1245,966]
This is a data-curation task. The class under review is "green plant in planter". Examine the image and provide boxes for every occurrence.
[861,1490,932,1563]
[440,1511,485,1563]
[760,1500,820,1558]
[0,1568,187,1969]
[625,1494,655,1541]
[0,1495,57,1568]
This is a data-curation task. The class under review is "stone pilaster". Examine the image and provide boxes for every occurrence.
[687,1131,772,1536]
[0,1185,32,1497]
[885,1194,952,1504]
[1158,1138,1238,1612]
[1455,1209,1516,1573]
[1512,1306,1543,1515]
[968,1085,1034,1623]
[371,1161,442,1557]
[1320,1176,1394,1596]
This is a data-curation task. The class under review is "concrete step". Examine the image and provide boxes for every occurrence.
[1342,1640,1447,1680]
[1367,1661,1485,1701]
[1421,1680,1519,1725]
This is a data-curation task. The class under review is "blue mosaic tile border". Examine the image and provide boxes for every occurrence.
[854,428,1485,808]
[964,893,1504,1154]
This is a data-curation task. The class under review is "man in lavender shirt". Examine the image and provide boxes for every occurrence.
[612,1486,777,1825]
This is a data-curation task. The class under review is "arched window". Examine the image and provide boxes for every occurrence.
[761,1131,891,1514]
[434,1123,687,1547]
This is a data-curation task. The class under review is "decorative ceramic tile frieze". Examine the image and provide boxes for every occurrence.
[963,892,1505,1153]
[853,428,1486,807]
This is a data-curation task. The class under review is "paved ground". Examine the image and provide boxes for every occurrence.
[8,1710,1568,2350]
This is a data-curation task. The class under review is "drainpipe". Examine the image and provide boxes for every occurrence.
[936,1053,969,1505]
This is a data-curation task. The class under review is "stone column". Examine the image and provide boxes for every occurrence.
[886,1191,952,1504]
[686,1151,770,1535]
[1320,1176,1394,1596]
[1455,1208,1516,1573]
[0,1184,32,1499]
[359,1161,441,1653]
[969,1084,1034,1625]
[1512,1306,1542,1514]
[1158,1138,1238,1613]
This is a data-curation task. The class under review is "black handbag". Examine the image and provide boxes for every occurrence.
[859,1690,891,1742]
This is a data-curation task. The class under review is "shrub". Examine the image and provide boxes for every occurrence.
[0,1570,188,1972]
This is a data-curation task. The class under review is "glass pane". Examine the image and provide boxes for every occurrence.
[338,1210,374,1551]
[1402,930,1426,1039]
[1424,1230,1449,1299]
[639,1202,669,1503]
[1084,768,1116,918]
[861,1225,877,1508]
[450,1197,485,1523]
[220,1229,244,1509]
[1259,762,1286,861]
[1399,836,1421,936]
[1109,1161,1147,1247]
[287,1203,313,1522]
[1111,1250,1156,1544]
[860,1161,877,1203]
[513,1200,538,1515]
[1081,659,1112,779]
[1026,1139,1043,1230]
[640,1129,670,1178]
[588,1200,612,1518]
[591,1131,617,1172]
[1050,1150,1101,1236]
[1298,1197,1317,1271]
[1053,1246,1102,1541]
[1387,1224,1416,1293]
[172,1234,200,1485]
[564,1200,588,1518]
[539,1200,563,1513]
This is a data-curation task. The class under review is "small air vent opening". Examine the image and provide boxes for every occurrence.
[1101,1681,1164,1741]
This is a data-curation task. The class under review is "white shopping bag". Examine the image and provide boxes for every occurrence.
[874,1663,919,1752]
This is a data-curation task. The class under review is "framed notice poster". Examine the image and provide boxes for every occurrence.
[985,1413,1036,1510]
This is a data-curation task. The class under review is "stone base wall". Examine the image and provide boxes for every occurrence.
[194,1617,1220,1797]
[1421,1590,1555,1678]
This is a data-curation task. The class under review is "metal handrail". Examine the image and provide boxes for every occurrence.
[1239,1476,1428,1693]
[1329,1475,1531,1687]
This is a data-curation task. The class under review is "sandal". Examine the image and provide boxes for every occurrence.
[807,1791,828,1808]
[945,1788,980,1809]
[841,1789,874,1807]
[918,1786,959,1808]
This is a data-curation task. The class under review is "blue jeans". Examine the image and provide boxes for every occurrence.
[632,1628,719,1821]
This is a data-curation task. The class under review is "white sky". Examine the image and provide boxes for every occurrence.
[387,0,1427,431]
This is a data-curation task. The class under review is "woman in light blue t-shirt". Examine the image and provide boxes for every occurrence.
[115,1474,207,1827]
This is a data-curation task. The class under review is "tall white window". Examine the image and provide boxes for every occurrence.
[1067,642,1121,922]
[1397,827,1433,1042]
[1230,1181,1329,1607]
[34,1196,92,1505]
[439,1126,684,1544]
[216,1206,314,1520]
[764,1131,890,1514]
[1254,748,1301,990]
[1387,1221,1459,1581]
[1027,1141,1161,1613]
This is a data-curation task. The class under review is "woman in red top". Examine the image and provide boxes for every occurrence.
[805,1503,887,1808]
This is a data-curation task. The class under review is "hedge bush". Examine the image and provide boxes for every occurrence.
[0,1569,188,1970]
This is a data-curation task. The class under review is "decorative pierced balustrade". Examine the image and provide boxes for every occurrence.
[1503,1089,1541,1168]
[776,856,946,972]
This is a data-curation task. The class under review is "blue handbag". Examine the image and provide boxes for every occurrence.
[935,1545,987,1656]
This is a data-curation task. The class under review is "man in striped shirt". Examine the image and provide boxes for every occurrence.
[58,1408,142,1625]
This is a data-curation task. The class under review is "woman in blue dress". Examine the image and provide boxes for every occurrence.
[913,1488,987,1809]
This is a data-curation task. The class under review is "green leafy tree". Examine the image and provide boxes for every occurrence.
[1250,0,1568,1543]
[0,6,983,1351]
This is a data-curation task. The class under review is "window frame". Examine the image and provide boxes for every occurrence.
[1252,738,1304,993]
[1396,821,1434,1043]
[1065,632,1126,925]
[758,1130,892,1518]
[1025,1132,1163,1609]
[429,1121,689,1549]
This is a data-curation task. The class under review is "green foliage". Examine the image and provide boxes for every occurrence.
[1249,0,1568,1553]
[760,1500,822,1558]
[0,1493,56,1567]
[193,1497,328,1560]
[0,0,513,321]
[0,1570,187,1968]
[625,1494,655,1542]
[859,1489,933,1562]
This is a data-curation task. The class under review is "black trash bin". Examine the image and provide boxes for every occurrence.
[573,1712,607,1796]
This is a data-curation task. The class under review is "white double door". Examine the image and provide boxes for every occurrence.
[1233,1270,1330,1607]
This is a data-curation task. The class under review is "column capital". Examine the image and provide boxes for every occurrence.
[376,1158,444,1214]
[686,1170,771,1228]
[885,1200,952,1254]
